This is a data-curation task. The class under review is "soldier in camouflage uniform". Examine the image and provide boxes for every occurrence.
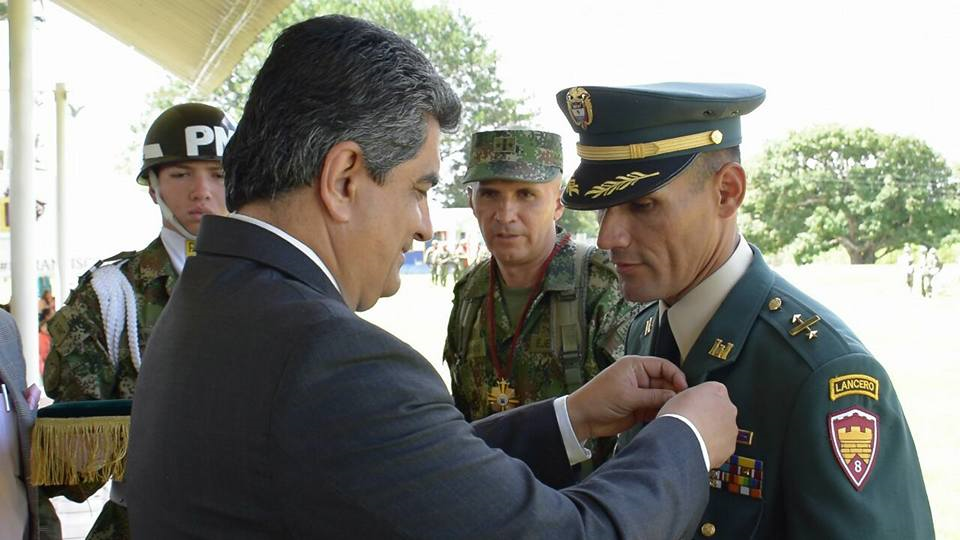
[443,130,639,476]
[41,103,234,540]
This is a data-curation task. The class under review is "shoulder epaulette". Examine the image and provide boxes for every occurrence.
[758,277,868,371]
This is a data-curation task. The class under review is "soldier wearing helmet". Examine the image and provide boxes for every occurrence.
[41,103,234,539]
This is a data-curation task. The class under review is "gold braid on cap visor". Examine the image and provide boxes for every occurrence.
[576,129,723,161]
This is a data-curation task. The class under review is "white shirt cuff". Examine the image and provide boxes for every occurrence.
[553,396,592,466]
[659,413,710,471]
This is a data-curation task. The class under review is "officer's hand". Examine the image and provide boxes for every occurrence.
[658,382,738,469]
[567,355,687,441]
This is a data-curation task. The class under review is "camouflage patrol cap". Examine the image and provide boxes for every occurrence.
[462,129,563,184]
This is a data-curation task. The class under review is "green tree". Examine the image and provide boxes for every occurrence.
[141,0,530,207]
[743,126,959,264]
[558,208,599,237]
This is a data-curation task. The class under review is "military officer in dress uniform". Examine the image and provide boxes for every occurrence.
[444,129,639,478]
[41,103,234,539]
[556,83,934,539]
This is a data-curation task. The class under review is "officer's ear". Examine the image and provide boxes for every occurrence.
[715,162,746,219]
[552,177,565,222]
[316,141,365,222]
[466,186,477,214]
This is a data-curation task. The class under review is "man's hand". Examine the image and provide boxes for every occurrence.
[23,383,40,410]
[659,382,738,468]
[567,356,687,441]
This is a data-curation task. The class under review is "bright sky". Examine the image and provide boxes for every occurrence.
[441,0,960,174]
[1,0,958,290]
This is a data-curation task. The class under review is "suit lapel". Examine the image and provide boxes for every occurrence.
[195,215,343,302]
[682,245,776,384]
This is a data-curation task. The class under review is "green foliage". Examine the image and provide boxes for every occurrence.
[558,208,599,237]
[743,126,959,264]
[140,0,530,207]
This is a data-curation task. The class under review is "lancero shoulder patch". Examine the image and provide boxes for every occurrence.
[828,406,879,491]
[830,374,879,401]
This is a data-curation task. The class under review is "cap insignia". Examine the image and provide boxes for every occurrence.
[565,87,594,129]
[492,135,519,160]
[586,171,660,199]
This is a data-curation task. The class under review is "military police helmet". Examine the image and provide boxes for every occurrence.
[556,83,765,210]
[137,103,235,185]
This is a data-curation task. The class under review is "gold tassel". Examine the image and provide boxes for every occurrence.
[30,415,130,486]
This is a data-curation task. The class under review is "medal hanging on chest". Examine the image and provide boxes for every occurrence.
[485,234,570,412]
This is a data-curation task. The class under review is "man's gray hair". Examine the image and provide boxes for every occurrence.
[223,15,461,210]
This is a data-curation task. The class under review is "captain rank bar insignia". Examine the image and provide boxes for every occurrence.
[643,316,654,336]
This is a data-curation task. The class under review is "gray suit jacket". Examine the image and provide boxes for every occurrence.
[127,215,708,539]
[0,309,38,540]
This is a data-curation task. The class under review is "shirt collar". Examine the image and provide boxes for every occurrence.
[159,227,189,274]
[227,213,342,294]
[661,234,752,361]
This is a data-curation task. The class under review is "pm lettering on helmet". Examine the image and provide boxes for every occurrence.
[184,125,232,157]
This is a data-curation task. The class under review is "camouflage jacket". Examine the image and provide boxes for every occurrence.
[44,236,176,401]
[444,229,639,420]
[41,236,175,539]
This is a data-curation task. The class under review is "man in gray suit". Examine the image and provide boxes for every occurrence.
[1,309,42,539]
[127,15,738,539]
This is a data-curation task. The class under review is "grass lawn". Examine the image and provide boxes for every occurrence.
[362,262,959,539]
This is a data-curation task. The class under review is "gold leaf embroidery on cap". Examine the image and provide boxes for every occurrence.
[585,171,661,199]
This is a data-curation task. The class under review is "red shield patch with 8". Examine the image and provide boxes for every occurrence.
[828,406,879,491]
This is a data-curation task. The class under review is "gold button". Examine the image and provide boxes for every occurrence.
[701,522,717,537]
[768,297,782,311]
[710,130,724,144]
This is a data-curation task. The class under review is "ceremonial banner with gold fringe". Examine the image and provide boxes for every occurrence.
[30,399,132,486]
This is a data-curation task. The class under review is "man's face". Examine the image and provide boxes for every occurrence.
[151,161,227,235]
[351,119,439,311]
[596,166,723,304]
[469,178,563,271]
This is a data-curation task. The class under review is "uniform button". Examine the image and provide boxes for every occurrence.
[700,522,717,537]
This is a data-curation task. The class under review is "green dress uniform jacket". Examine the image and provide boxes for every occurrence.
[444,228,639,472]
[42,237,176,540]
[623,245,934,539]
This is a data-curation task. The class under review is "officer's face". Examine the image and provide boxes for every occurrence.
[596,164,731,305]
[469,178,564,273]
[350,119,438,311]
[152,161,227,235]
